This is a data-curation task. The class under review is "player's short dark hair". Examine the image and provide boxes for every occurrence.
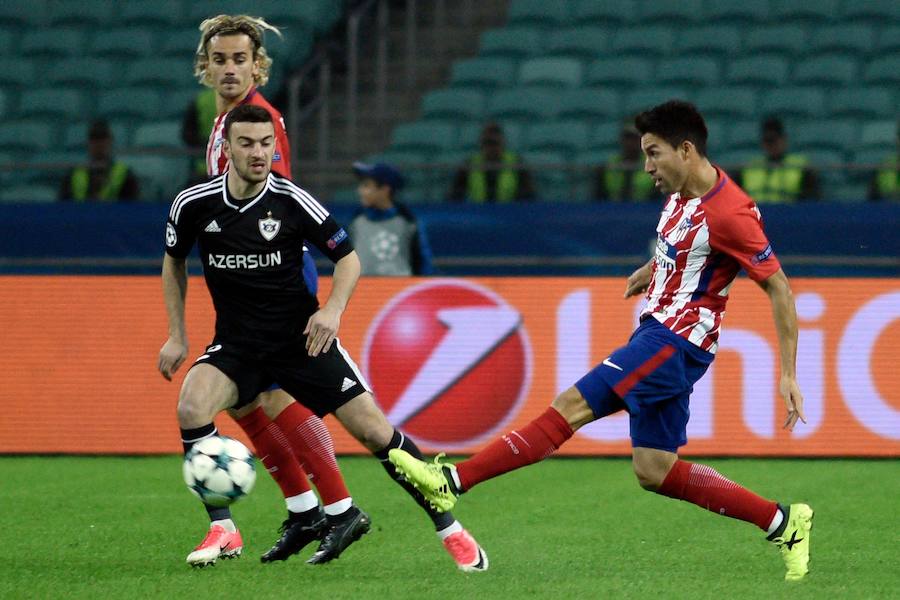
[223,104,273,141]
[635,100,708,157]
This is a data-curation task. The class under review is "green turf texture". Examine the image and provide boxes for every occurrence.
[0,456,896,599]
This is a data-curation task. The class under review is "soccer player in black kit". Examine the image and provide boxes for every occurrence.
[159,104,488,571]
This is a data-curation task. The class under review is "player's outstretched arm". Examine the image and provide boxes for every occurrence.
[624,258,654,298]
[757,268,806,430]
[305,251,361,357]
[159,254,189,380]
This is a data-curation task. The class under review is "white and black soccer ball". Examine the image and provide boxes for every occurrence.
[183,436,256,507]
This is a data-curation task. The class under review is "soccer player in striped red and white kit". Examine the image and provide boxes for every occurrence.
[390,101,814,581]
[170,14,353,566]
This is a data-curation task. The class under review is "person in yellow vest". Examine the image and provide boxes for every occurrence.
[59,120,140,202]
[181,87,218,186]
[738,117,819,203]
[593,123,658,202]
[868,121,899,202]
[449,122,535,202]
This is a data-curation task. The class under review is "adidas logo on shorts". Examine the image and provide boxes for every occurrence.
[341,377,357,392]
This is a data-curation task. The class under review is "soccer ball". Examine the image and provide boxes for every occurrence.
[183,436,257,507]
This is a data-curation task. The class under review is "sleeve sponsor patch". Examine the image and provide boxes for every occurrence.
[327,228,348,249]
[751,244,773,265]
[273,152,281,162]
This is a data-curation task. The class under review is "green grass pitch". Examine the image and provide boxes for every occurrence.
[0,456,897,599]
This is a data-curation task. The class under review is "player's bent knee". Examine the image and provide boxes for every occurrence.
[334,392,393,451]
[551,387,595,431]
[176,396,216,429]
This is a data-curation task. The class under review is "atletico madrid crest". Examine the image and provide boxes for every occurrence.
[258,211,281,241]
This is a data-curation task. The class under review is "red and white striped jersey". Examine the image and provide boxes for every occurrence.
[206,87,292,179]
[642,168,781,353]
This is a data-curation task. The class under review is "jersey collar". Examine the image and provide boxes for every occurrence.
[222,173,272,213]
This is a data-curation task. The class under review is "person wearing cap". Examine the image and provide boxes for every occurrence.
[59,119,140,202]
[593,122,658,202]
[449,123,535,203]
[868,120,899,202]
[350,162,434,276]
[738,117,819,203]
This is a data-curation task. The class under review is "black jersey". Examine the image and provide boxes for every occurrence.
[165,172,353,348]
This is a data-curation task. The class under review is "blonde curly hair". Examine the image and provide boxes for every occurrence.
[194,14,282,88]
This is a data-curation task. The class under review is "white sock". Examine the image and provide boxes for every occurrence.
[766,508,785,536]
[436,520,463,540]
[211,519,236,533]
[324,497,353,516]
[286,490,319,514]
[448,465,463,491]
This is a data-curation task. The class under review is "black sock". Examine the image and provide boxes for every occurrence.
[181,424,232,523]
[375,429,455,531]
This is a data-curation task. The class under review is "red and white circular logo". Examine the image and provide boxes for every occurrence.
[362,279,532,450]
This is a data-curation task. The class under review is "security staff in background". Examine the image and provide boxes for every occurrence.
[449,123,535,203]
[593,122,658,202]
[738,117,819,203]
[59,120,140,202]
[868,120,899,202]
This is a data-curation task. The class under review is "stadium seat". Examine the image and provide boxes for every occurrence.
[450,57,517,89]
[507,0,572,27]
[639,0,702,25]
[38,150,84,169]
[546,27,610,60]
[0,88,6,114]
[725,121,761,152]
[557,89,621,120]
[525,121,590,156]
[589,122,623,153]
[186,0,253,23]
[793,55,858,87]
[390,121,457,154]
[133,122,183,149]
[829,88,895,119]
[370,149,430,168]
[858,121,897,150]
[704,0,770,24]
[523,150,570,199]
[726,55,790,87]
[853,148,891,169]
[160,28,201,57]
[623,88,690,117]
[863,54,900,85]
[695,87,758,119]
[488,88,561,120]
[585,57,654,87]
[572,0,635,25]
[802,149,847,187]
[329,187,359,205]
[121,154,188,201]
[743,25,807,55]
[8,59,37,88]
[841,1,900,23]
[792,120,858,154]
[519,58,584,88]
[162,88,202,120]
[89,28,155,58]
[715,149,758,171]
[0,121,55,153]
[0,184,57,204]
[457,121,525,151]
[47,0,114,26]
[255,0,342,32]
[0,27,15,56]
[479,27,542,59]
[20,27,85,57]
[0,2,43,26]
[674,26,742,57]
[877,26,900,54]
[44,58,115,89]
[656,57,720,87]
[807,25,874,55]
[760,87,826,119]
[421,89,486,121]
[611,26,674,56]
[118,0,184,26]
[123,58,196,88]
[769,0,840,24]
[17,88,83,120]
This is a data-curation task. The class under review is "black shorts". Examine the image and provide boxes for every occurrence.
[191,337,371,416]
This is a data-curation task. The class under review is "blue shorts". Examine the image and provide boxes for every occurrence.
[574,317,714,452]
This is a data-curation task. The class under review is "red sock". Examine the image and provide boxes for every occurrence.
[235,407,311,498]
[273,403,350,505]
[457,407,574,491]
[657,460,779,530]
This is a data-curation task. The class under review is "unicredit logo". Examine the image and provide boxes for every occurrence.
[362,280,532,449]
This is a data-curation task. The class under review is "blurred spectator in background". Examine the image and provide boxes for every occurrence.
[738,117,819,203]
[449,123,535,202]
[59,120,139,202]
[868,121,899,202]
[181,88,218,186]
[593,122,657,202]
[350,162,434,275]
